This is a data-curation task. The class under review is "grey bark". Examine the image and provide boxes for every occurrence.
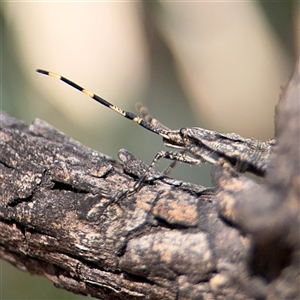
[0,63,299,299]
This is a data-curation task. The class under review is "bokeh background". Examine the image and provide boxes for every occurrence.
[1,1,298,299]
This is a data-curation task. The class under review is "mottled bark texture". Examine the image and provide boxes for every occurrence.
[0,63,299,299]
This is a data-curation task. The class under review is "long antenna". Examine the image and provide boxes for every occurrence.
[36,69,169,139]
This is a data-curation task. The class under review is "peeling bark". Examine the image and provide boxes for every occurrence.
[0,63,299,299]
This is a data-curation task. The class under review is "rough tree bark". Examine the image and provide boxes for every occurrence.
[0,62,299,299]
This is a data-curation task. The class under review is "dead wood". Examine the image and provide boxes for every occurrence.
[0,62,299,299]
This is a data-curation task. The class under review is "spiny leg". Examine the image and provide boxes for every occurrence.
[126,150,203,197]
[36,69,170,139]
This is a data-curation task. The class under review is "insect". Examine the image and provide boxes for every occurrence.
[36,69,275,197]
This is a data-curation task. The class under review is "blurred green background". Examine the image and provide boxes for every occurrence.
[0,1,298,299]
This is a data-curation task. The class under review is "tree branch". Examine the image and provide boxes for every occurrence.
[0,62,299,299]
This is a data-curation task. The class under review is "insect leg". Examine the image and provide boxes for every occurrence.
[163,160,178,176]
[126,150,203,196]
[162,150,188,176]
